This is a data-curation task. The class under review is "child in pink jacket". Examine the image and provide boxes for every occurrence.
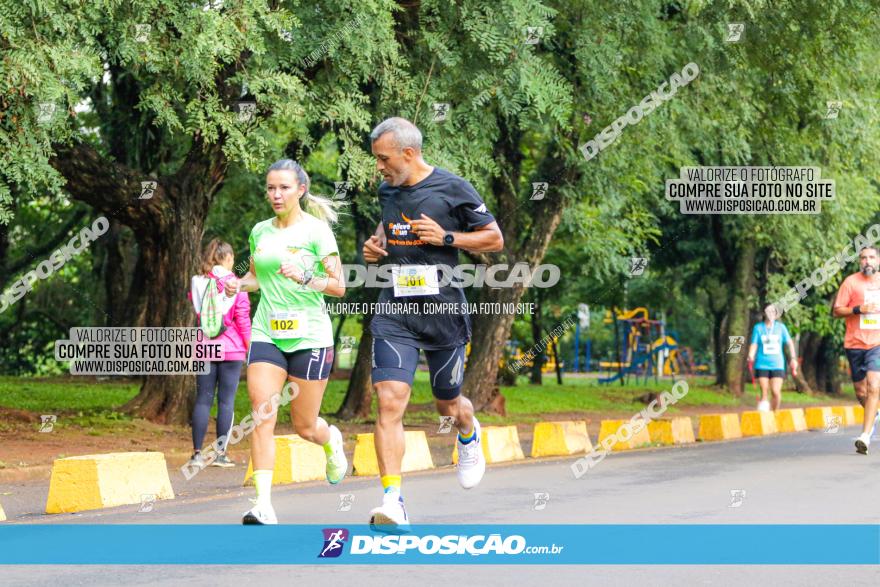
[187,238,251,469]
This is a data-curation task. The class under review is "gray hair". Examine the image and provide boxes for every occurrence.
[266,159,342,224]
[370,117,423,152]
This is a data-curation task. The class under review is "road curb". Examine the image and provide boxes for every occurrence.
[648,417,696,445]
[775,408,807,433]
[530,421,592,457]
[831,405,857,427]
[804,406,834,430]
[698,414,742,441]
[353,431,434,476]
[45,452,174,514]
[741,411,778,436]
[598,420,651,450]
[453,425,525,464]
[243,434,326,485]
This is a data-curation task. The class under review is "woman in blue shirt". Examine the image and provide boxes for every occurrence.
[747,304,799,412]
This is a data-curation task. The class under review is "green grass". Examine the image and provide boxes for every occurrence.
[0,372,843,432]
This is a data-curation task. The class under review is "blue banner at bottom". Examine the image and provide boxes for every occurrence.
[1,525,877,564]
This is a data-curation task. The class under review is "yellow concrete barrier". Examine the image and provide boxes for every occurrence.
[831,405,857,427]
[648,417,695,445]
[452,426,525,464]
[244,434,327,485]
[741,410,778,436]
[853,405,865,424]
[354,431,434,476]
[531,421,592,457]
[698,414,742,441]
[46,452,174,514]
[597,419,651,451]
[804,407,834,430]
[775,408,807,433]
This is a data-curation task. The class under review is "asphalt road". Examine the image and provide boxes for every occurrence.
[2,426,878,585]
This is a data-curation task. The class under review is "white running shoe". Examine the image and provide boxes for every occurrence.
[757,400,771,413]
[855,432,870,455]
[870,410,880,439]
[325,425,348,485]
[369,491,410,533]
[456,417,486,489]
[242,501,278,525]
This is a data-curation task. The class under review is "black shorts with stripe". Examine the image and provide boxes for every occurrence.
[371,338,465,400]
[247,341,334,380]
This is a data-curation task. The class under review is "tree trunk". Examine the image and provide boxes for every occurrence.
[550,335,563,385]
[723,238,756,395]
[711,309,725,385]
[336,314,374,420]
[122,187,209,423]
[51,139,225,424]
[798,331,822,391]
[529,290,543,385]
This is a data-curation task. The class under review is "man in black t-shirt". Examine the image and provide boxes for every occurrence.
[362,117,504,532]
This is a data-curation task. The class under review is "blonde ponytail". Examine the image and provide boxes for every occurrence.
[302,191,344,224]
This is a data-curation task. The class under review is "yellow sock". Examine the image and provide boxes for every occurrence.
[253,469,273,505]
[381,474,401,494]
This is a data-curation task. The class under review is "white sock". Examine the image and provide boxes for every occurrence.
[253,469,273,506]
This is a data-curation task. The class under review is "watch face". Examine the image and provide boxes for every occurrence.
[444,233,454,245]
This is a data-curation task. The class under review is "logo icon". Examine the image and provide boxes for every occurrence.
[728,489,746,508]
[318,528,349,558]
[524,26,543,45]
[438,415,456,434]
[824,100,842,120]
[432,103,450,122]
[337,494,354,512]
[333,181,351,200]
[726,336,745,354]
[339,336,355,354]
[138,493,156,513]
[629,257,648,276]
[235,101,257,123]
[39,414,57,433]
[140,181,157,200]
[473,203,488,214]
[530,182,548,201]
[134,24,151,43]
[823,415,841,434]
[725,23,744,43]
[36,102,56,125]
[533,492,550,510]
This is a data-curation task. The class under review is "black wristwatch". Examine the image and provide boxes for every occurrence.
[443,231,455,246]
[853,305,862,315]
[301,269,314,286]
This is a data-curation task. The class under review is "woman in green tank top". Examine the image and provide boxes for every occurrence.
[223,159,349,525]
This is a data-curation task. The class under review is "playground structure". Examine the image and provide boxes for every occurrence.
[597,307,704,384]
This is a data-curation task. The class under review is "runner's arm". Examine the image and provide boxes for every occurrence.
[363,223,388,263]
[225,257,259,294]
[785,338,799,376]
[410,215,503,253]
[747,343,757,362]
[307,254,346,297]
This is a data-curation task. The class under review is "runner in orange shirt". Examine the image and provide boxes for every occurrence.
[832,246,880,454]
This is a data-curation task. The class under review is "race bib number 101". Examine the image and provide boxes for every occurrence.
[392,265,440,297]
